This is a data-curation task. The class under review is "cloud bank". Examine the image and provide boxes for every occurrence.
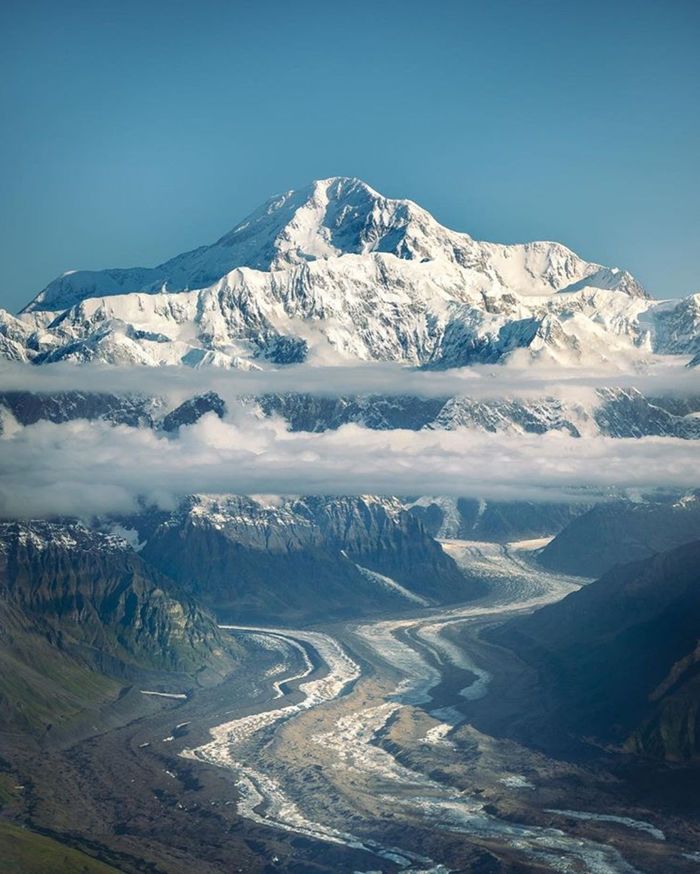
[0,359,698,407]
[1,409,698,519]
[1,359,697,518]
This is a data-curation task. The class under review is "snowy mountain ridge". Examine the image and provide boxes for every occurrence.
[3,266,698,370]
[24,176,647,313]
[1,177,698,370]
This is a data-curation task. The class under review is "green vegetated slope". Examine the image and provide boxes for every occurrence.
[0,521,237,737]
[0,822,120,874]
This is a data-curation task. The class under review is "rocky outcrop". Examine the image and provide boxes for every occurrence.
[160,391,226,431]
[628,664,700,761]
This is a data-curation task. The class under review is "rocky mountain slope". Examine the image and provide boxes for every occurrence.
[4,384,699,442]
[257,387,700,438]
[124,494,478,622]
[488,540,700,761]
[0,521,236,735]
[0,390,159,429]
[406,496,589,542]
[538,493,700,576]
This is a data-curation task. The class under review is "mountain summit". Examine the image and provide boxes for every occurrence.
[6,178,698,370]
[24,177,647,313]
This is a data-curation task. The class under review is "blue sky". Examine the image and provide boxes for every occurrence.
[1,0,698,312]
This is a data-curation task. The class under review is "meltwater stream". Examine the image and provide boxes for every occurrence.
[182,543,641,873]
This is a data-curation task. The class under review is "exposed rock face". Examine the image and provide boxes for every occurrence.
[255,393,447,432]
[407,496,589,542]
[628,642,700,760]
[0,391,158,429]
[160,391,226,431]
[538,494,700,577]
[299,496,468,599]
[593,388,700,439]
[488,540,700,761]
[256,389,700,438]
[425,395,586,435]
[134,495,478,622]
[0,521,235,734]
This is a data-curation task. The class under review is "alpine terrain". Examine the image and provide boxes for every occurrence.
[1,178,699,874]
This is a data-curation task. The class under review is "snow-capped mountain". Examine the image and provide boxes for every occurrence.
[1,177,697,371]
[23,177,648,313]
[6,271,697,370]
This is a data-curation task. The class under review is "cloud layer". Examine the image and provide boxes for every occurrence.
[1,408,699,519]
[1,359,698,518]
[1,359,699,406]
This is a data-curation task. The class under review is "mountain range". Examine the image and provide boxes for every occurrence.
[121,494,478,622]
[1,177,699,756]
[538,492,700,577]
[1,177,698,370]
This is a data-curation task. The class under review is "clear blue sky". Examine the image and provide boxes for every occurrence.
[1,0,698,312]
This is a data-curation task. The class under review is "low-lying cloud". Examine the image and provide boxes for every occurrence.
[0,359,699,407]
[1,409,698,519]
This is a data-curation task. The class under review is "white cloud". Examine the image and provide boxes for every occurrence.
[1,358,697,518]
[1,409,698,519]
[0,359,698,406]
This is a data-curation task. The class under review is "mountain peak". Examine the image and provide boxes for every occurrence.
[22,178,649,314]
[312,175,380,195]
[215,174,449,267]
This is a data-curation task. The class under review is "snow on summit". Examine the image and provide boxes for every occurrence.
[24,177,647,313]
[2,177,698,370]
